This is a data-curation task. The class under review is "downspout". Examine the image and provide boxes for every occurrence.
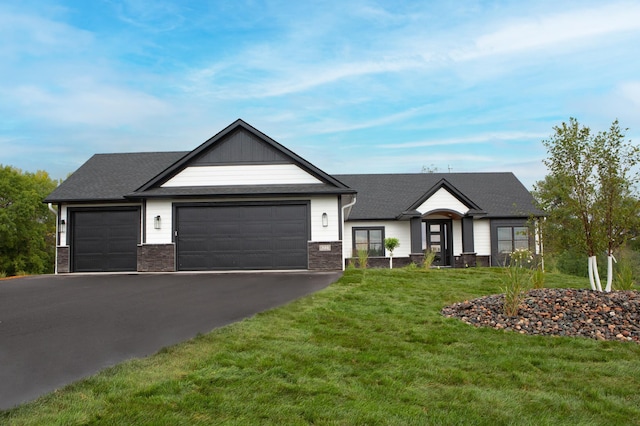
[48,203,58,274]
[340,195,357,271]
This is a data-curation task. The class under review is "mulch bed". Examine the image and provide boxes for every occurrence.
[441,288,640,343]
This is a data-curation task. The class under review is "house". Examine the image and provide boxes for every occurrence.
[45,119,543,273]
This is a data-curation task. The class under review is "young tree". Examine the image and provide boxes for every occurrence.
[593,121,640,290]
[534,118,640,291]
[384,237,400,269]
[0,166,58,275]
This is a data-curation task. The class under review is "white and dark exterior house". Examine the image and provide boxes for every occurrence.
[45,119,543,273]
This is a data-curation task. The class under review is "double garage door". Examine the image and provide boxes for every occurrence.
[70,204,309,272]
[176,203,309,270]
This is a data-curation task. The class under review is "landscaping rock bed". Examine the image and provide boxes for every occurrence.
[441,288,640,343]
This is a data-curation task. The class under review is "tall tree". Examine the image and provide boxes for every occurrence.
[534,118,640,291]
[0,166,58,275]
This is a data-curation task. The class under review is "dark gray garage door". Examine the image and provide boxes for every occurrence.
[176,203,309,270]
[71,208,139,272]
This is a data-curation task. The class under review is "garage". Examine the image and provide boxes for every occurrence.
[70,208,140,272]
[176,203,309,270]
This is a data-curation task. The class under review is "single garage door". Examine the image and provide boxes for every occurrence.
[71,208,139,272]
[176,203,309,270]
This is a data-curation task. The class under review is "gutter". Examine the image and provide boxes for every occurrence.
[47,203,58,274]
[340,195,357,271]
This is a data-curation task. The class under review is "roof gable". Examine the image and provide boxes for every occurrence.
[407,178,482,216]
[191,127,291,165]
[136,119,350,192]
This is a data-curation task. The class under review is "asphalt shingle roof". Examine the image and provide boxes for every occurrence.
[335,173,543,219]
[45,151,187,202]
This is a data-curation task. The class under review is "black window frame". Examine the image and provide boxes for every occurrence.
[497,225,530,254]
[352,226,385,257]
[490,219,534,266]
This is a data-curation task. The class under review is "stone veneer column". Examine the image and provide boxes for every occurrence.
[308,241,343,270]
[137,244,176,272]
[57,246,70,273]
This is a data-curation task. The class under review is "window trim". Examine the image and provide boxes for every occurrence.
[490,219,533,266]
[352,226,385,257]
[497,225,530,254]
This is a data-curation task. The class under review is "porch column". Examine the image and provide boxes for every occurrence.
[462,216,474,253]
[410,217,423,253]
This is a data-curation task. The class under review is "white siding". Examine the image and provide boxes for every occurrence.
[343,221,412,260]
[145,200,173,244]
[452,219,463,255]
[474,219,491,256]
[162,164,322,187]
[416,188,469,215]
[310,196,340,241]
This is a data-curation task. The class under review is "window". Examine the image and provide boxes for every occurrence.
[497,226,529,254]
[353,227,384,256]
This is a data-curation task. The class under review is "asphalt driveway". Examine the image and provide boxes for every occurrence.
[0,271,341,410]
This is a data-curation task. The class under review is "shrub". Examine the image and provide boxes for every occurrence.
[614,247,639,290]
[423,250,436,269]
[556,249,588,277]
[502,249,533,316]
[404,262,418,271]
[357,249,369,269]
[532,266,545,289]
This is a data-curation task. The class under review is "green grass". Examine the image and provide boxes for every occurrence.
[3,268,640,425]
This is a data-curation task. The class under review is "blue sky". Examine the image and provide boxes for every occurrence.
[1,1,639,189]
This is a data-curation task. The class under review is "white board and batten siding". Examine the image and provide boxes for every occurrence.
[343,221,412,259]
[416,188,469,216]
[451,220,463,255]
[162,165,322,187]
[310,196,340,242]
[473,219,491,256]
[145,199,173,245]
[144,196,341,245]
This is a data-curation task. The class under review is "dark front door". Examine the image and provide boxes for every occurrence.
[424,220,453,266]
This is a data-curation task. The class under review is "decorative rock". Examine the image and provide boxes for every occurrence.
[441,288,640,344]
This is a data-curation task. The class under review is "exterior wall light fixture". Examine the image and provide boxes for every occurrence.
[322,212,328,227]
[154,215,161,230]
[60,219,66,233]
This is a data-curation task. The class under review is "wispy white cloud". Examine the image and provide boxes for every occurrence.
[5,84,171,127]
[453,2,640,61]
[0,7,93,57]
[106,0,186,32]
[378,131,548,149]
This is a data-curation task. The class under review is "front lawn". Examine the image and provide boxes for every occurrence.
[2,268,639,425]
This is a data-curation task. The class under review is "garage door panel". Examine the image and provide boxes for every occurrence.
[177,204,308,270]
[71,209,139,272]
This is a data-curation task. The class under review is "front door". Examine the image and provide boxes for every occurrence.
[424,220,453,266]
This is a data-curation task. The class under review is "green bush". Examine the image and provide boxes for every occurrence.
[357,249,369,269]
[423,250,436,269]
[556,250,589,277]
[614,246,640,290]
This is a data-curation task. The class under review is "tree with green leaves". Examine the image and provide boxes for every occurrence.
[0,165,58,275]
[534,118,640,291]
[384,237,400,269]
